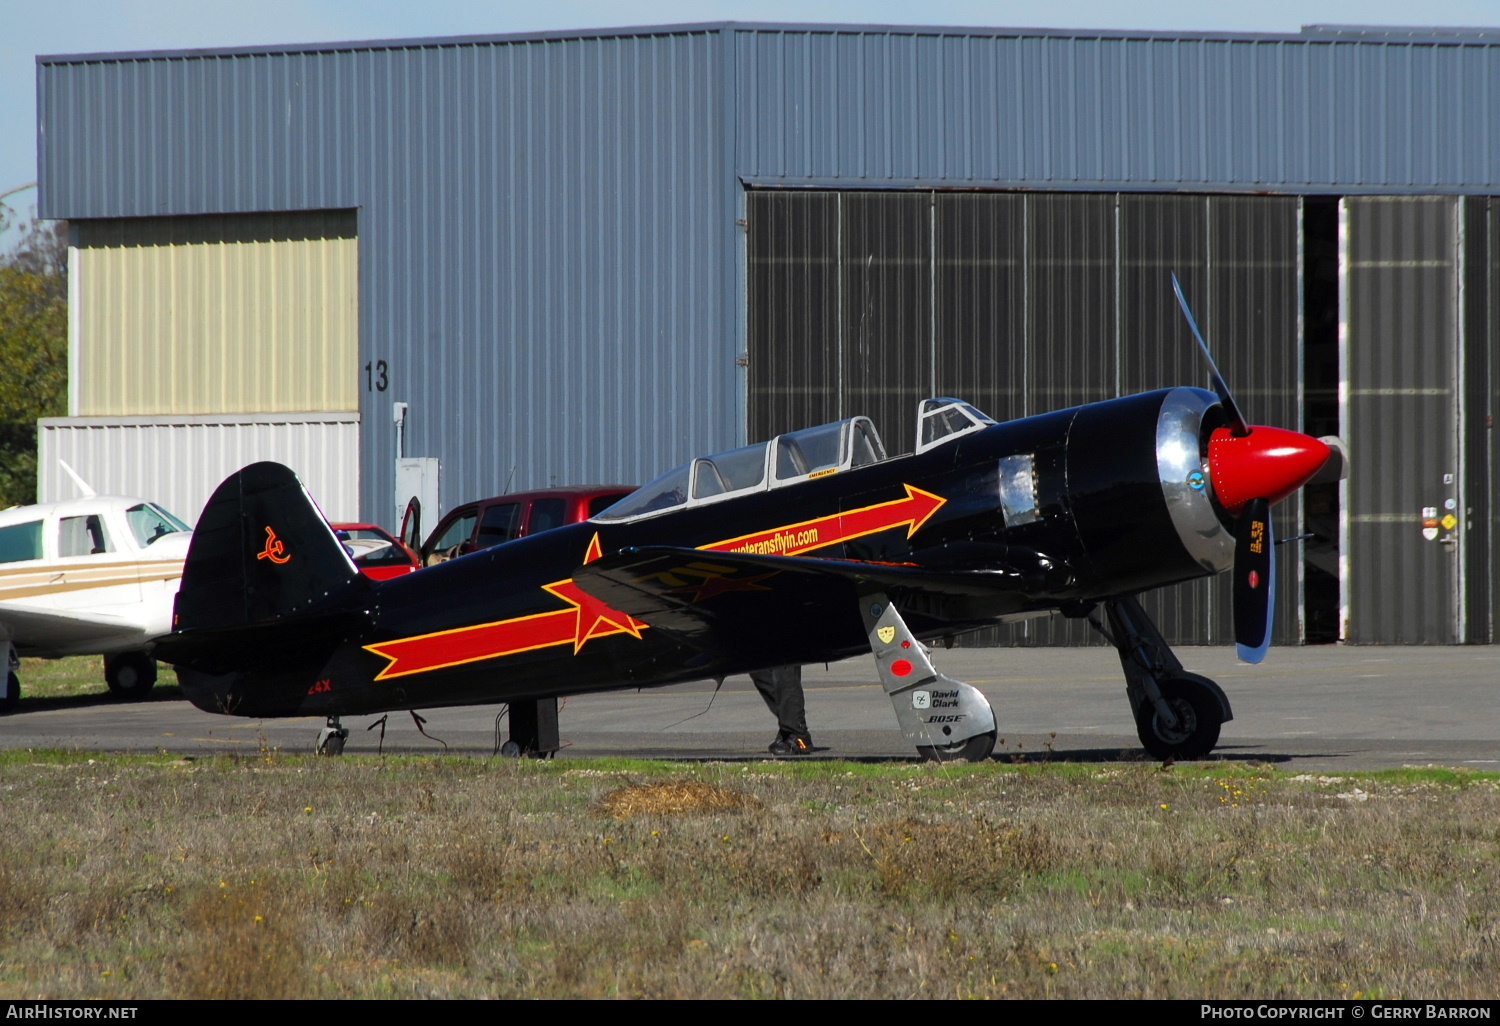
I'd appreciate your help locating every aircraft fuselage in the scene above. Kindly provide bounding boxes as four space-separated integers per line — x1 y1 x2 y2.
174 388 1236 719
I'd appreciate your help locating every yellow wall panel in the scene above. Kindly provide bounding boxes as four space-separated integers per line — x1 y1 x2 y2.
72 212 358 416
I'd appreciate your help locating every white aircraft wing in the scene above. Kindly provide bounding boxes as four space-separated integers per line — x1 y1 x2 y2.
0 603 157 654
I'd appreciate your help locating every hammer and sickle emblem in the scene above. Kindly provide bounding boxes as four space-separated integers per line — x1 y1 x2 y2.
257 526 291 564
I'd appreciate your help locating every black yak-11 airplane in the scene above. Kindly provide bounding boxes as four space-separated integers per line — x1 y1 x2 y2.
156 278 1344 761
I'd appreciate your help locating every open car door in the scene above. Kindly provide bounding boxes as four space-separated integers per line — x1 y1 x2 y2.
399 497 421 553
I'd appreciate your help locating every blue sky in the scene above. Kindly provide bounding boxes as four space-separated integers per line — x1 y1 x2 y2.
3 0 1500 244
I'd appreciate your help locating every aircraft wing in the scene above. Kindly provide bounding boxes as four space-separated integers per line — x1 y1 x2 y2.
0 603 155 654
573 545 1064 666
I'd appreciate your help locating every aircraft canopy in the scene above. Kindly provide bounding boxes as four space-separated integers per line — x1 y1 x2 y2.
595 415 888 522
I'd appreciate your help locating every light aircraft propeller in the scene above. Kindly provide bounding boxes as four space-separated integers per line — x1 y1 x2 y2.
1170 273 1338 663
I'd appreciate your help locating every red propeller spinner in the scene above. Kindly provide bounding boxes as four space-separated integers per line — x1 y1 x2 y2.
1206 426 1333 516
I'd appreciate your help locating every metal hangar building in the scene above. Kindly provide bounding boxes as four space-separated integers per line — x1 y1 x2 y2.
33 22 1499 647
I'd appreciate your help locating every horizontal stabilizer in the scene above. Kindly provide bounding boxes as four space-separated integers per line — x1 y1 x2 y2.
156 609 371 676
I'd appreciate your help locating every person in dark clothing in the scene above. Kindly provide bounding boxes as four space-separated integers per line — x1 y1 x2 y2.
749 664 812 755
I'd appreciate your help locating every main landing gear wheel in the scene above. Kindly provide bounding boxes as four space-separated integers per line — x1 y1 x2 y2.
917 730 997 764
1135 673 1222 760
0 672 18 716
104 653 157 700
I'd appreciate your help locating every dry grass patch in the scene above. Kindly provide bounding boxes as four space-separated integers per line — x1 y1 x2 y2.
0 753 1497 998
594 780 762 820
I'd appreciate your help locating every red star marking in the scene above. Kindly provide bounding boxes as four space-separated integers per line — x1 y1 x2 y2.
669 569 779 602
542 533 648 654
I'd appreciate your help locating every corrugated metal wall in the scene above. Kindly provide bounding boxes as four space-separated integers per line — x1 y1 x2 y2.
71 211 358 416
1343 196 1462 643
749 189 1301 646
33 24 1500 645
1461 198 1495 644
36 27 1500 528
732 27 1500 193
37 412 360 525
1483 202 1500 644
41 30 736 525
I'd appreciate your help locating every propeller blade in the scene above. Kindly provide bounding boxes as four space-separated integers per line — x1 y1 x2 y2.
1170 273 1250 437
1233 496 1275 664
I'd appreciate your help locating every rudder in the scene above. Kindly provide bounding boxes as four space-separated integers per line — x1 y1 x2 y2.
175 461 365 630
155 463 375 691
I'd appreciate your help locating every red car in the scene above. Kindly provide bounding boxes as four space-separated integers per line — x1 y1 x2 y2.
414 484 635 565
331 523 422 580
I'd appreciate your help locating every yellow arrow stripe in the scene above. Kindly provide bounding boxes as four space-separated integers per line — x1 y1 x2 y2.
700 485 946 556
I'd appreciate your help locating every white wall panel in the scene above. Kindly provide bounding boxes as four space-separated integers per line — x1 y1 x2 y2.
36 413 360 526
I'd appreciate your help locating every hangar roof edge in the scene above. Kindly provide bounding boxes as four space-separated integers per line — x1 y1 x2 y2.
36 20 1500 65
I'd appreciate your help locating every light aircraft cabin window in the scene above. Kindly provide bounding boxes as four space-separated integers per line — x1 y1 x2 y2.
593 464 691 521
915 398 996 454
0 521 43 564
998 453 1041 527
587 493 623 518
692 442 769 499
773 417 886 484
775 422 844 481
59 514 113 557
476 504 520 549
595 416 887 522
126 503 188 547
849 420 885 468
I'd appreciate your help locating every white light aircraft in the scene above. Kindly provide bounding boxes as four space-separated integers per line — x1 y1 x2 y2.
0 463 192 712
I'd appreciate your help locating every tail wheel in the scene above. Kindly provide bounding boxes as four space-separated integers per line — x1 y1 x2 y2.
105 653 158 700
0 672 18 715
1135 673 1223 760
917 730 997 764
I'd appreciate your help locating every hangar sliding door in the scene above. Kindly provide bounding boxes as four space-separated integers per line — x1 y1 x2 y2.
747 190 1301 647
1342 197 1463 643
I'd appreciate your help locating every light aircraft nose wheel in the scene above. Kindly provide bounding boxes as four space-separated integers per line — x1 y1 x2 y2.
1135 674 1222 760
104 652 157 700
917 729 997 764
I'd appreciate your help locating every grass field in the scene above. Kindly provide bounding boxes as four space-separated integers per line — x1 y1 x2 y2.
13 656 191 705
15 657 113 701
0 749 1496 999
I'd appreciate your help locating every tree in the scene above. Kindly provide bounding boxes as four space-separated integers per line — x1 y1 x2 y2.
0 209 68 508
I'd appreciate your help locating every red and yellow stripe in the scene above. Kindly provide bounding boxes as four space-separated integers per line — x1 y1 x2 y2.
364 485 946 679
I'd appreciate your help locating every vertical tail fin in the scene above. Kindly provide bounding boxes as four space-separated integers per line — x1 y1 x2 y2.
157 463 376 715
156 463 374 691
175 462 366 631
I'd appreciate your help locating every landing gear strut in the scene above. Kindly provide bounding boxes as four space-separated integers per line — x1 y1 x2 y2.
0 644 18 716
1091 595 1232 760
499 697 560 759
316 716 348 756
